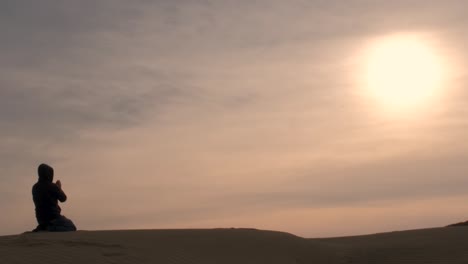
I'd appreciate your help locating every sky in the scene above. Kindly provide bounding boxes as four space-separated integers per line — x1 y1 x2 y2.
1 0 468 237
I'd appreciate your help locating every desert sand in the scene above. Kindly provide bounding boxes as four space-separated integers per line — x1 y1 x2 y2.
1 227 467 263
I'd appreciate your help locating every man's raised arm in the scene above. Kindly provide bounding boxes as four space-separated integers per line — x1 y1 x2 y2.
55 180 67 202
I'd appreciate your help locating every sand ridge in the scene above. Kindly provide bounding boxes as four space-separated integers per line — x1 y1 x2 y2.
1 227 468 263
0 228 334 264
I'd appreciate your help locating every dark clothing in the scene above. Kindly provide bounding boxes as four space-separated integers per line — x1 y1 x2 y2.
33 215 77 232
32 181 67 225
33 164 67 226
32 163 76 232
47 215 76 232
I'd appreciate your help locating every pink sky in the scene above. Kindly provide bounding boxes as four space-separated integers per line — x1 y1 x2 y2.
1 0 468 237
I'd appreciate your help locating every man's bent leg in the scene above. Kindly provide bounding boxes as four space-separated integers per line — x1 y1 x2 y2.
47 215 77 232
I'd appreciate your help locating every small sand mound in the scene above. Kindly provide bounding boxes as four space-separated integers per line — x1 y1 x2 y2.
447 220 468 227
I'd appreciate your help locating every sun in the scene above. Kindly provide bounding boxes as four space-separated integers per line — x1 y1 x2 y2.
361 33 445 115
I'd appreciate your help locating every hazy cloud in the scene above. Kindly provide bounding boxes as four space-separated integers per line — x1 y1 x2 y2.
2 0 468 236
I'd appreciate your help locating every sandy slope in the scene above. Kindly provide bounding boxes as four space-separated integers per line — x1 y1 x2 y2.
0 227 467 263
317 227 468 263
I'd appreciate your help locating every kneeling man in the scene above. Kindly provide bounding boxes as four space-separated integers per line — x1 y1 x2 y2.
32 164 76 232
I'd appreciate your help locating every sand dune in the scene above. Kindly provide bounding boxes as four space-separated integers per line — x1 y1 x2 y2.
317 227 468 263
1 227 468 263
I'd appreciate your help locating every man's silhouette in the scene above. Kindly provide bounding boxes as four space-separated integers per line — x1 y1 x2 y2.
32 163 76 232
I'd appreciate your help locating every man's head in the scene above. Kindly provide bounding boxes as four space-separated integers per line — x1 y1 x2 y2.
38 163 54 182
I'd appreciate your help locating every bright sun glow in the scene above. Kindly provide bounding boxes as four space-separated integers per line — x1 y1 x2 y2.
361 33 445 115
